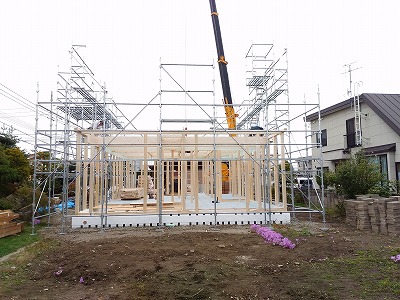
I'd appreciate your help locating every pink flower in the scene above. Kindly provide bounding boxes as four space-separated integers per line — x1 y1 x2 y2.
79 277 84 284
390 254 400 262
251 225 296 249
54 268 63 276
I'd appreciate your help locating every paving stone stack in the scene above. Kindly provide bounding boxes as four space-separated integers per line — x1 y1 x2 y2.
344 195 400 235
386 200 400 236
344 200 358 227
356 200 372 230
376 198 393 235
368 200 380 233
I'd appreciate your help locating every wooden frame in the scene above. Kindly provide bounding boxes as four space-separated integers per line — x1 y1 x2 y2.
74 129 288 215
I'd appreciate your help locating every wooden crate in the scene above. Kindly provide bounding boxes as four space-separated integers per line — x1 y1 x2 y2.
0 210 24 238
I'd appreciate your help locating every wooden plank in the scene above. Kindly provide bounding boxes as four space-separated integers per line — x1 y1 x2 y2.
0 211 19 223
0 222 23 239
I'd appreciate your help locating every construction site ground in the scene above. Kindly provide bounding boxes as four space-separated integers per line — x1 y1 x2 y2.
1 214 400 300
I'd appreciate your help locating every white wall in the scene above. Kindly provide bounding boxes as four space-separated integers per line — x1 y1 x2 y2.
310 102 400 181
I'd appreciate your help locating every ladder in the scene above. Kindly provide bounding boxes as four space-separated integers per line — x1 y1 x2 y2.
354 93 362 146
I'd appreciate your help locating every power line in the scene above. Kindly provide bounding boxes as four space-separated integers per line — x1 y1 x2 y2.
0 82 37 111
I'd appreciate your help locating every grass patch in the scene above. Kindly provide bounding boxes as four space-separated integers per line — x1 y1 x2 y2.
0 224 40 258
0 233 58 295
273 223 312 237
309 248 400 299
282 247 400 299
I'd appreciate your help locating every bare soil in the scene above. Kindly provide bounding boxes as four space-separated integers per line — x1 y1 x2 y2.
1 215 400 300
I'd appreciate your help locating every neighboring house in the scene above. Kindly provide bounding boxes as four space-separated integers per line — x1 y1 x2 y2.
306 93 400 183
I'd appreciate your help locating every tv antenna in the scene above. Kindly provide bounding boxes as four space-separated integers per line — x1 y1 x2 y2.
343 62 361 97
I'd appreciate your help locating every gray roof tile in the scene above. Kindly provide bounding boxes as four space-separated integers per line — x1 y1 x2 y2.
306 93 400 136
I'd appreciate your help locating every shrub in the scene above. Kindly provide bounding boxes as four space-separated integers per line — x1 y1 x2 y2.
332 151 381 199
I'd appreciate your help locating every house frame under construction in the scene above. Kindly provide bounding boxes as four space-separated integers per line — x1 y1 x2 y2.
32 44 325 230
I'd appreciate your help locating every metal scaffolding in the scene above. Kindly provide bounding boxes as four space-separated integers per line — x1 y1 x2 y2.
31 44 325 232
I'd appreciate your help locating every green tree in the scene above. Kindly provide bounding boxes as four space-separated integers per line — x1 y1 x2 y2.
332 150 381 199
0 147 19 196
0 134 30 198
0 133 19 148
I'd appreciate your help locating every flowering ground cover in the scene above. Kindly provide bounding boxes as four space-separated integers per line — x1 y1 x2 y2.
1 218 400 299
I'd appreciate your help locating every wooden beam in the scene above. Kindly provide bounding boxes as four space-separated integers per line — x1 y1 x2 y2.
89 145 95 214
280 132 287 210
273 135 279 205
75 132 82 214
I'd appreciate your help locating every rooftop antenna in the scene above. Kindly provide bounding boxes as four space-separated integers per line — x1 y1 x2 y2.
342 62 361 97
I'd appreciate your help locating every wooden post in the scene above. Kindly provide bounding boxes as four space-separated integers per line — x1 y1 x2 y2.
273 135 279 205
258 144 265 209
171 150 175 203
143 133 148 212
280 132 287 210
194 134 199 212
216 151 222 204
190 150 194 202
237 152 242 200
160 147 165 204
245 148 251 211
239 157 244 201
255 145 262 209
181 148 187 211
89 145 95 214
95 146 101 207
126 161 131 188
166 160 170 195
82 141 89 211
111 156 116 199
118 161 123 196
75 132 82 214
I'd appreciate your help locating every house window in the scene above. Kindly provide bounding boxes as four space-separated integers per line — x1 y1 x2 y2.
316 129 327 147
379 155 388 180
345 118 356 149
369 154 388 180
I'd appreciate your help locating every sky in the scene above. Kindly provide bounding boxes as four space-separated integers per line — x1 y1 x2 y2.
1 0 399 151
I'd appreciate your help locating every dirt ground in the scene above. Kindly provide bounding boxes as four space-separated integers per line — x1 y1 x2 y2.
1 214 400 300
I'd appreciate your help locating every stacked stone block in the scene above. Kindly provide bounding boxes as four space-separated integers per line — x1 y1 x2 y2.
344 196 399 236
344 200 358 227
368 201 380 233
356 200 371 230
387 201 400 236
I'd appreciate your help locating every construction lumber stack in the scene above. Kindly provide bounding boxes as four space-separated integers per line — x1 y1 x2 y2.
387 200 400 236
0 210 24 238
120 188 144 200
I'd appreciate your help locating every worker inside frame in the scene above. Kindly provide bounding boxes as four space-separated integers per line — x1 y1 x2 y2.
249 125 264 137
88 120 104 130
